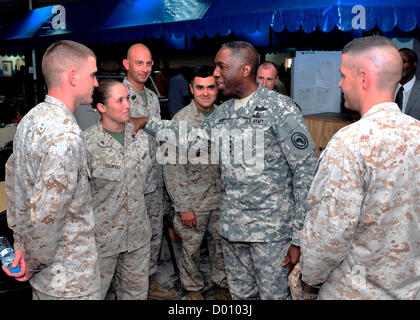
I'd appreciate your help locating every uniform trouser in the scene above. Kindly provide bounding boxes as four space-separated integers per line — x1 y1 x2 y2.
32 288 100 300
145 187 164 276
221 238 291 300
173 209 228 291
98 241 150 300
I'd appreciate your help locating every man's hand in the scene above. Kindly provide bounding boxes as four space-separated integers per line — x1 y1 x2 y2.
2 249 32 282
129 117 148 135
180 210 197 228
282 244 301 276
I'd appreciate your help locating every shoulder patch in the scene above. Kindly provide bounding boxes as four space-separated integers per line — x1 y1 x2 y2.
291 132 309 149
276 116 315 157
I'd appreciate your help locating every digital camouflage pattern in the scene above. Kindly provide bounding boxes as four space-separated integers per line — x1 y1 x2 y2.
163 100 222 213
288 263 318 300
144 84 317 244
301 103 420 300
84 122 152 299
98 241 150 299
163 101 227 291
143 84 317 299
124 78 165 276
5 95 100 298
123 78 162 192
84 122 152 257
221 238 290 299
173 209 227 291
144 187 164 275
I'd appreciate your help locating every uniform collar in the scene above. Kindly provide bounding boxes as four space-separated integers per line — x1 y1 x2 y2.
362 102 401 119
45 95 78 122
222 84 266 119
94 121 134 149
123 77 150 95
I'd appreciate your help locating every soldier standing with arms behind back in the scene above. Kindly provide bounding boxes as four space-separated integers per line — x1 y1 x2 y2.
122 43 180 300
3 40 100 300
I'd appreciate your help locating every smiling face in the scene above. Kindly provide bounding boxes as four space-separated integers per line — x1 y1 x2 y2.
97 82 131 126
213 47 243 97
123 44 154 89
190 76 217 111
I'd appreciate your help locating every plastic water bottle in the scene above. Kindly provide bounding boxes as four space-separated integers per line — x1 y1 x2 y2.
0 236 20 273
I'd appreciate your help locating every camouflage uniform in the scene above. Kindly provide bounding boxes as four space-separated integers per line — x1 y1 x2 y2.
143 85 318 299
301 103 420 300
123 78 164 276
84 122 153 299
5 96 100 299
163 100 228 292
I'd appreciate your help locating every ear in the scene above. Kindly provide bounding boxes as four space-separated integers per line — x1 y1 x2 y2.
189 83 194 95
359 70 369 90
241 64 251 78
69 69 78 86
151 60 154 67
96 103 106 113
122 59 129 71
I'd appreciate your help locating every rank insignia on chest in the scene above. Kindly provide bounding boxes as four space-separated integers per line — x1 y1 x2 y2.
255 105 267 112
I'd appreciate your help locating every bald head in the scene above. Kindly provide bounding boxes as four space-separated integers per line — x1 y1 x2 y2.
126 43 152 60
342 36 402 93
42 40 96 89
123 43 154 91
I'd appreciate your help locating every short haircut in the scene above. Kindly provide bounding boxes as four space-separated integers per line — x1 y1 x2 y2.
399 47 418 64
342 36 401 91
343 35 396 55
92 78 122 110
190 65 214 84
221 41 259 77
42 40 96 90
258 61 278 76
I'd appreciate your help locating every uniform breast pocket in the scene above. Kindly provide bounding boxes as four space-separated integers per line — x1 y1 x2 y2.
91 160 122 190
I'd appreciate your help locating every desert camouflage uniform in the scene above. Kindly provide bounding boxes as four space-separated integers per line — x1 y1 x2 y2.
84 122 152 299
5 96 100 299
143 85 318 299
163 100 228 292
123 78 164 276
301 103 420 300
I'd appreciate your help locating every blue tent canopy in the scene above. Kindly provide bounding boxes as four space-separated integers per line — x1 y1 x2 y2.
201 0 420 35
0 0 419 50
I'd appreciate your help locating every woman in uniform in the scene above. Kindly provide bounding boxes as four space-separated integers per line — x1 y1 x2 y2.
84 79 153 299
